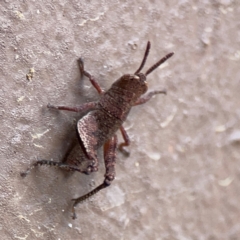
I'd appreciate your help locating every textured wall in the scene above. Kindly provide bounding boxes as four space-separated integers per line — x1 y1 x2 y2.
1 0 240 239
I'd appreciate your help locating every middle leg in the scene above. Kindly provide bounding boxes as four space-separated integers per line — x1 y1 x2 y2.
47 101 98 113
118 126 131 156
78 58 104 95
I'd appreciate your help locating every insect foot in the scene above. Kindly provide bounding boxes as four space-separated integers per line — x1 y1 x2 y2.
21 41 174 219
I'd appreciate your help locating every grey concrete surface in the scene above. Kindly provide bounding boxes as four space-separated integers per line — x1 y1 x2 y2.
1 0 240 239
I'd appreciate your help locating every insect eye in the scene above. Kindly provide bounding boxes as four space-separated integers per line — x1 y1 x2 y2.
133 75 140 80
134 73 146 83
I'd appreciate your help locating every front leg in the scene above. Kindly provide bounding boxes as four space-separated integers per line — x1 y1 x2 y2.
134 89 167 106
71 135 117 219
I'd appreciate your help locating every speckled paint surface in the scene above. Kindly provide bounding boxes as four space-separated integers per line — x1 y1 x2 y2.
0 1 240 239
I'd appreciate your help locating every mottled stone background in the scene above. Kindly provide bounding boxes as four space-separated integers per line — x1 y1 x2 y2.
1 0 240 239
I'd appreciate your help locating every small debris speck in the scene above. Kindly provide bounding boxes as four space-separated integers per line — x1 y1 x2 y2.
135 162 139 167
215 125 226 133
26 68 35 81
218 177 234 187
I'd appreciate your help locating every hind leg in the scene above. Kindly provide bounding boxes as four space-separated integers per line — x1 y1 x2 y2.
71 135 118 219
20 159 95 178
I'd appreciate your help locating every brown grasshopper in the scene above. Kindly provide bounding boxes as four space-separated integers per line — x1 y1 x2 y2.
21 41 174 219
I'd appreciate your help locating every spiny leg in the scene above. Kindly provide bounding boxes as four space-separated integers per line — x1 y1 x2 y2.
71 135 117 219
78 58 104 95
47 101 98 113
134 90 167 106
20 160 92 177
118 126 131 156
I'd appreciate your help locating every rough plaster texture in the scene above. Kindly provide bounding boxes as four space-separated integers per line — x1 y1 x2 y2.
1 0 240 239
